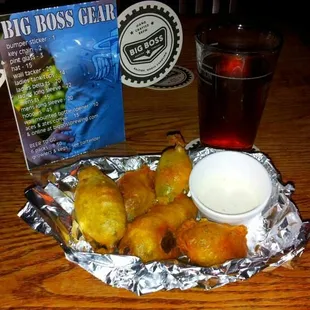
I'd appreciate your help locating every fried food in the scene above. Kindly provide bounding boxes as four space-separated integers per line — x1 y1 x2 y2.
155 133 192 204
150 195 198 229
119 194 198 263
117 165 156 222
176 218 248 267
74 166 127 252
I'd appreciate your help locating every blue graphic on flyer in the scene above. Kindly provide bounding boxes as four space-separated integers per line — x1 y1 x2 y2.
0 0 125 169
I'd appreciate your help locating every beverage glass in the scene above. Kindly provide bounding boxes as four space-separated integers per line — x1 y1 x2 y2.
195 21 283 150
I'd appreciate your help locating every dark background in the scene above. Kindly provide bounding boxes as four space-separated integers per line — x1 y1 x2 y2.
0 0 309 43
0 0 307 21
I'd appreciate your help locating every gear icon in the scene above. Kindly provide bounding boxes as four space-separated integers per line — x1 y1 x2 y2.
118 1 183 87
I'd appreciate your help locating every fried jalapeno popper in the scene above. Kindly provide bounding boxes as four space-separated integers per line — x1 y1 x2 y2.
119 194 198 263
176 218 248 267
117 165 156 222
74 166 127 252
155 133 192 204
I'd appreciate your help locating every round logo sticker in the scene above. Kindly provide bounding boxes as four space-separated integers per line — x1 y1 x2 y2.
118 1 183 88
148 65 194 90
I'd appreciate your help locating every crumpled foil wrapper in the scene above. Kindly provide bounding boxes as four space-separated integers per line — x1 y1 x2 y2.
19 144 310 295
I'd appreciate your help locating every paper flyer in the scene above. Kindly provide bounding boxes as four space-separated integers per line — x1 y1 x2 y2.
0 0 125 170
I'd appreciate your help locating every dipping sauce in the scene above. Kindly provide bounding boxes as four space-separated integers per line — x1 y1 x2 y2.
189 151 273 225
196 175 261 215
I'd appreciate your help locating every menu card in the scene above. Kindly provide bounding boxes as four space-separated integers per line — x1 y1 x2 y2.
0 0 125 170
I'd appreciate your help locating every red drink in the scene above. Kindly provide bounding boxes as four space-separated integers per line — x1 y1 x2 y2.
195 21 282 150
198 55 273 150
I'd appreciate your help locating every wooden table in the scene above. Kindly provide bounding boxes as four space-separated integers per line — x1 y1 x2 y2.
1 17 310 309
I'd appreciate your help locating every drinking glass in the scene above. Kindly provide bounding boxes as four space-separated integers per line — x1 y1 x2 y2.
195 21 283 150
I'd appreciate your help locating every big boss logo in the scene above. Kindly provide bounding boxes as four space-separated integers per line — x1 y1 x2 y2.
118 1 183 87
123 28 166 65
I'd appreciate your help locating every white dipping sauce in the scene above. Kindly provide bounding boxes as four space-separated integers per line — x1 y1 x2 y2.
189 151 273 224
198 176 261 214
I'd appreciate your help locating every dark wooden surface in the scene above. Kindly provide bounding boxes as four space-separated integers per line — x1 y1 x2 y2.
0 17 310 309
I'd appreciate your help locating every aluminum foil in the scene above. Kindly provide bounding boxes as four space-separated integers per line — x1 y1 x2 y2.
18 143 310 295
